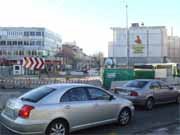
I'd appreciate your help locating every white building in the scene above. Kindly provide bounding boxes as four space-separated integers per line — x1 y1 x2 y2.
108 23 168 65
0 27 62 75
0 27 62 61
168 36 180 63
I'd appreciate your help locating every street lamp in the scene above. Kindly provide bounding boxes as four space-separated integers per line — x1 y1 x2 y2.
126 3 130 68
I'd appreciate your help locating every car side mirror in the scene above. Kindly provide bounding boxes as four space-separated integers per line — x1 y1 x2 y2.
109 95 114 101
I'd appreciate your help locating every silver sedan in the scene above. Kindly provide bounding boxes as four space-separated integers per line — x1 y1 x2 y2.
0 83 134 135
113 79 180 110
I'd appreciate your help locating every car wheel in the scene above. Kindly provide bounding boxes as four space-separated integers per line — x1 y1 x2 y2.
145 98 154 110
46 120 69 135
118 108 131 126
176 95 180 104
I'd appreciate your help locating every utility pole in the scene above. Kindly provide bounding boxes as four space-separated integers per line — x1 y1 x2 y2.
126 4 130 68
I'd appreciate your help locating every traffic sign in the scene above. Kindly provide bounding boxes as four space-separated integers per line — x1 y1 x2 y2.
22 57 45 70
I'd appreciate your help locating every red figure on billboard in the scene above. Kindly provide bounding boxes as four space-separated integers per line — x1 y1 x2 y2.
135 35 142 44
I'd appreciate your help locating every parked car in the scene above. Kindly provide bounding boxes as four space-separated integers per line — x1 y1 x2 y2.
0 84 134 135
112 79 180 110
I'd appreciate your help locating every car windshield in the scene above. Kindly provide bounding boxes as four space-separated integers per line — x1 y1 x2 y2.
20 86 56 103
124 80 149 88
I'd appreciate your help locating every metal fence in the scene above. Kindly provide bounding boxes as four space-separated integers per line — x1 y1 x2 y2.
0 78 102 89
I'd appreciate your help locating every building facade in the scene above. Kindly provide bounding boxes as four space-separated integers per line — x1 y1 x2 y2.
108 23 168 65
0 27 61 60
167 36 180 63
0 27 62 76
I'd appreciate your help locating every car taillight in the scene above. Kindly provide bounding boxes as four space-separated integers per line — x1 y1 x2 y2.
130 91 138 96
18 105 34 119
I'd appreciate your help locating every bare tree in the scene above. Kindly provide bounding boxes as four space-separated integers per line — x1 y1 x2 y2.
92 52 104 69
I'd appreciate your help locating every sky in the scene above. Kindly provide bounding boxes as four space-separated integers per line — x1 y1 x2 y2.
0 0 179 56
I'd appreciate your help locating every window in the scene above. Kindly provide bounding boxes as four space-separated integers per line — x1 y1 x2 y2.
3 50 7 55
21 86 56 103
159 81 170 89
87 87 110 100
7 41 12 45
15 50 19 55
19 51 21 55
15 66 19 70
32 50 37 56
36 32 41 36
61 87 89 102
125 80 149 88
30 41 35 45
150 82 160 90
8 51 12 56
13 41 17 45
24 41 29 45
36 41 41 45
28 50 31 55
19 32 23 36
22 51 24 55
18 41 23 45
38 51 43 56
0 41 6 45
24 31 29 36
19 50 24 55
30 32 35 36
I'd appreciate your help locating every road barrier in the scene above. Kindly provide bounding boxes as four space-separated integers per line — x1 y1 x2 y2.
0 78 102 109
0 78 102 89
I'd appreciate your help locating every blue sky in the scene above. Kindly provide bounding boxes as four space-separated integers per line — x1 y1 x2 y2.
0 0 179 56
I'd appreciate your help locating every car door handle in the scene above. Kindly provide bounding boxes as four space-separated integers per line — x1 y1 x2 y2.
64 105 71 109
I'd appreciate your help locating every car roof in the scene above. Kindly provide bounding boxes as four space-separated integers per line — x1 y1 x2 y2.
134 79 157 82
133 79 166 84
45 83 97 90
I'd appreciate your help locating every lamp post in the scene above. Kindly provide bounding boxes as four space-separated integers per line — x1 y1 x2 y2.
126 4 130 68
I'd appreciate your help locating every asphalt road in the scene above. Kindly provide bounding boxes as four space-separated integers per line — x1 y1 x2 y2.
137 122 180 135
0 103 179 135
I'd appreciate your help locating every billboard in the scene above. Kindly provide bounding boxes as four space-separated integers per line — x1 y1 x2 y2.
132 35 145 54
130 33 146 57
